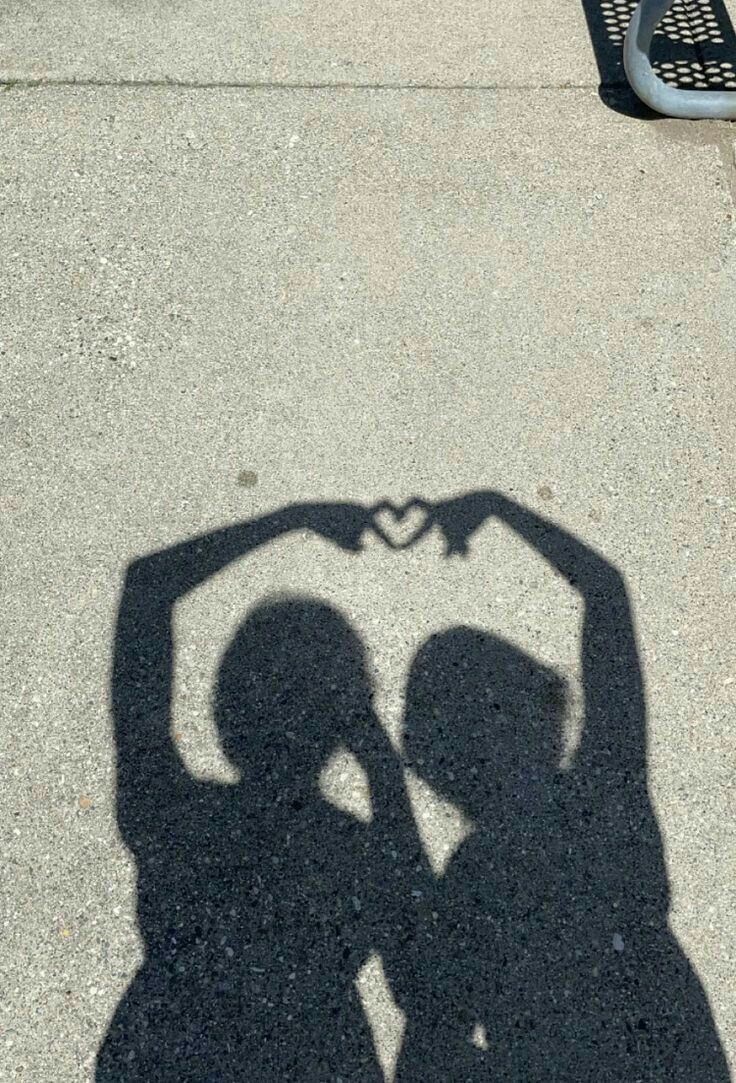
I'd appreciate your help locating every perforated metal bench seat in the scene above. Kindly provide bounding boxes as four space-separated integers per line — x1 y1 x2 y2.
625 0 736 116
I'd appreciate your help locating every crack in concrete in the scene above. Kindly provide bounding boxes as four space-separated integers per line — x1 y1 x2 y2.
0 78 610 92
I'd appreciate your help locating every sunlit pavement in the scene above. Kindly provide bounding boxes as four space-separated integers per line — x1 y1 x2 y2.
2 4 735 1079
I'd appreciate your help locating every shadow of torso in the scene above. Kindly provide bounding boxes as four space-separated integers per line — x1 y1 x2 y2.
390 628 727 1083
98 596 392 1082
104 781 382 1081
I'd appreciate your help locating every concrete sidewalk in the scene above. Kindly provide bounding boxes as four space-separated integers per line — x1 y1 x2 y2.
1 5 735 1081
1 1 598 85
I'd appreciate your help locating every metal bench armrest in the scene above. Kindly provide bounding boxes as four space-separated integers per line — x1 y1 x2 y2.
624 0 736 117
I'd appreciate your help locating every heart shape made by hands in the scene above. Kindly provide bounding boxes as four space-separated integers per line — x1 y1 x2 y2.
371 500 432 550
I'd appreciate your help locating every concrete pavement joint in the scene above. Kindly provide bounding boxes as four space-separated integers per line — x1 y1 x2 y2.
0 78 611 92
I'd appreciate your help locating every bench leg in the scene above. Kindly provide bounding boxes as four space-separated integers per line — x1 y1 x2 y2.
624 0 736 118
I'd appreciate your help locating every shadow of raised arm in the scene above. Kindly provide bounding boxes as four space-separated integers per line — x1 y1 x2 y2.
111 503 374 846
428 490 646 788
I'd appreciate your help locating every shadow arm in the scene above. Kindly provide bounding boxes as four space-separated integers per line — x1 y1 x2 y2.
111 509 319 843
434 491 647 780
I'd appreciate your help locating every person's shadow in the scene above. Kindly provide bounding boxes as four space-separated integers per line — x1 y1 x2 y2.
388 493 730 1082
97 495 729 1081
97 503 422 1081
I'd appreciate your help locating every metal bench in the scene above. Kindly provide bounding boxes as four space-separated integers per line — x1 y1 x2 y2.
625 0 736 116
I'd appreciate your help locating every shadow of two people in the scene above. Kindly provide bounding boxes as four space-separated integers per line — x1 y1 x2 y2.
97 493 729 1081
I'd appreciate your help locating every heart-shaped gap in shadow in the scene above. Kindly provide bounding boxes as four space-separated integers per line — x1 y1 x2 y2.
372 501 431 550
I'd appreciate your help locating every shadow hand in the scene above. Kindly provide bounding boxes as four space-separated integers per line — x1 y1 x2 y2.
297 502 376 552
429 491 509 555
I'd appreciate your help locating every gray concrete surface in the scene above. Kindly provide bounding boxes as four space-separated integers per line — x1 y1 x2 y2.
1 18 736 1083
4 0 736 91
1 1 597 85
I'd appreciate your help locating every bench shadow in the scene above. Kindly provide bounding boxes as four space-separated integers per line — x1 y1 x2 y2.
97 496 729 1081
579 0 736 116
